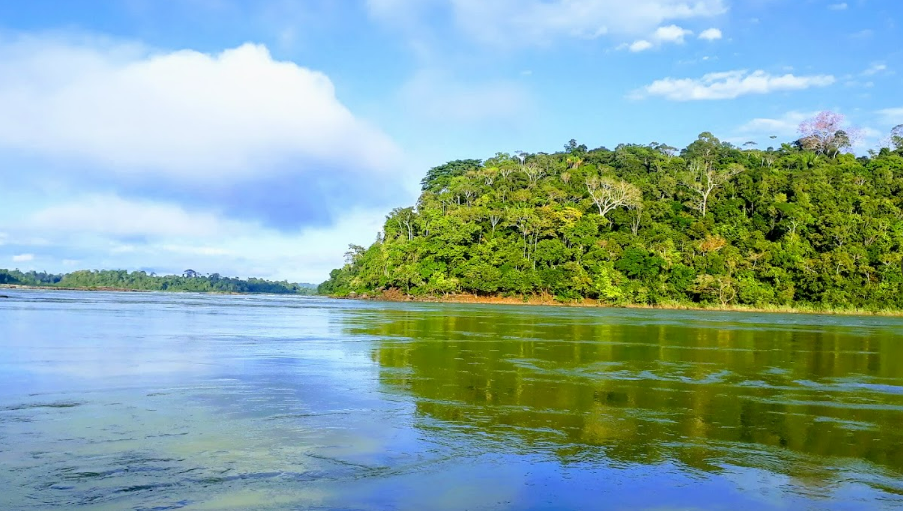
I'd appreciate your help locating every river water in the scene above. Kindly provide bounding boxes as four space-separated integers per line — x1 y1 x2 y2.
1 290 902 510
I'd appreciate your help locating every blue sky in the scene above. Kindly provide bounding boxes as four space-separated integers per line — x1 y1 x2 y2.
1 0 901 283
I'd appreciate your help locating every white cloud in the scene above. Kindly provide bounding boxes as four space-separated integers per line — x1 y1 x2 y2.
0 36 408 230
698 28 722 41
12 254 34 263
737 111 817 137
654 24 692 43
632 70 836 101
399 69 531 122
828 3 848 10
629 40 654 52
877 108 903 125
624 24 691 52
0 232 7 246
27 196 252 239
369 0 726 46
0 38 399 182
862 63 887 76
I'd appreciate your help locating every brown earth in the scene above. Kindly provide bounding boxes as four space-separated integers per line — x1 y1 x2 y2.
347 288 901 316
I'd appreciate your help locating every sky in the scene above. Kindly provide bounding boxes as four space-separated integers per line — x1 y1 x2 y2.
1 0 901 283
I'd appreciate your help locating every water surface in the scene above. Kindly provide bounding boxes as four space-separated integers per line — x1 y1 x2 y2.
1 291 902 510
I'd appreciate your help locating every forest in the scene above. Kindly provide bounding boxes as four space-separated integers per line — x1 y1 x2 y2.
320 113 903 312
0 268 317 295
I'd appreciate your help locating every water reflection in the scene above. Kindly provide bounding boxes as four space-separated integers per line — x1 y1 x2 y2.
3 291 903 510
360 307 903 491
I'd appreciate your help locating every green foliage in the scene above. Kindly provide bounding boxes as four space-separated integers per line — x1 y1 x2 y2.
615 248 663 280
420 159 483 192
0 268 316 295
321 134 903 312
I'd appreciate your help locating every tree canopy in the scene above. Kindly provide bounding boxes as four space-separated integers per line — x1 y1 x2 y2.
321 120 903 313
0 269 317 295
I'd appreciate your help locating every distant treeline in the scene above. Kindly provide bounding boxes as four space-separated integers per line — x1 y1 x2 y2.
0 268 317 295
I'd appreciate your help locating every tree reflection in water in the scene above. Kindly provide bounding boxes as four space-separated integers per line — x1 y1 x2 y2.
348 307 903 493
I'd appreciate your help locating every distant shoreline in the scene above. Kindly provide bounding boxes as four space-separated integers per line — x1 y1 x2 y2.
0 284 284 295
1 284 146 292
340 290 903 317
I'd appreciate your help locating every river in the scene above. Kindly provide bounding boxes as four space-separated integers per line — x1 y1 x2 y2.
1 290 902 510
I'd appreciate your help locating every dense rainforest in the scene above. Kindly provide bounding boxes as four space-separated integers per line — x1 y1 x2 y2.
320 119 903 312
0 268 317 295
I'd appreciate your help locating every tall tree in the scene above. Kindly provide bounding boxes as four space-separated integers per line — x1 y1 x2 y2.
585 176 642 219
681 161 743 217
890 124 903 151
797 111 861 157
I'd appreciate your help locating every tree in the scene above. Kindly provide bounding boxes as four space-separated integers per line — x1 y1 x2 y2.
520 162 546 185
683 132 721 164
681 161 743 217
891 124 903 151
797 111 861 157
317 129 903 313
0 268 312 295
344 244 366 265
585 176 642 219
563 139 587 155
420 159 482 192
388 207 417 240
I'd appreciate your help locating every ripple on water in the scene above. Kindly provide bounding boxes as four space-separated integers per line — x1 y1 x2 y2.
3 291 903 510
1 401 83 411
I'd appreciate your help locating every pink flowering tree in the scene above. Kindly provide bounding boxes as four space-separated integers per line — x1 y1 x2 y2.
797 111 862 157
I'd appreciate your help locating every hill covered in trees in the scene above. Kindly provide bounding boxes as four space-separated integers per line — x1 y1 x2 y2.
0 269 317 295
320 117 903 312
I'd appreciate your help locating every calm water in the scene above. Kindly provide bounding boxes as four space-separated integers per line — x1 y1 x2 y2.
1 291 902 510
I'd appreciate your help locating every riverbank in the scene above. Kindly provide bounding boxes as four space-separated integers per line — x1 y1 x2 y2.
1 284 146 292
342 289 903 317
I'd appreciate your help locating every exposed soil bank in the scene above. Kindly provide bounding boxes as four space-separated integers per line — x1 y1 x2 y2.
341 289 903 317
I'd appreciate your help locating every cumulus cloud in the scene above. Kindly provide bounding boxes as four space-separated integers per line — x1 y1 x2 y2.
828 3 848 10
368 0 726 46
629 40 654 52
12 254 34 262
698 28 722 41
632 69 836 100
624 24 693 52
653 24 692 43
0 36 405 229
27 195 252 239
